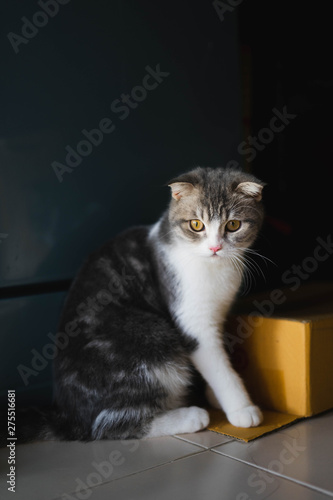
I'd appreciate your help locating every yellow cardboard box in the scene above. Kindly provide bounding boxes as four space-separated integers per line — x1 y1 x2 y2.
208 283 333 441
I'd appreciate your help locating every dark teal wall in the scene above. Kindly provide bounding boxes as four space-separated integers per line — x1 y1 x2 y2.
1 0 242 406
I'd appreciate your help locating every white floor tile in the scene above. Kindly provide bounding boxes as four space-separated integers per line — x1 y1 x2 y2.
69 450 330 500
0 437 202 500
212 410 333 497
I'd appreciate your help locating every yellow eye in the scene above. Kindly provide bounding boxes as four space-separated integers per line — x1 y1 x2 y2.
226 220 241 232
189 219 205 232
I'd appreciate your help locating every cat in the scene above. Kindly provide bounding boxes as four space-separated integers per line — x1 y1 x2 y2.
14 166 265 443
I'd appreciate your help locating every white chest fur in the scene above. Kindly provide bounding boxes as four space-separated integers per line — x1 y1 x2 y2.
149 224 262 429
164 243 242 341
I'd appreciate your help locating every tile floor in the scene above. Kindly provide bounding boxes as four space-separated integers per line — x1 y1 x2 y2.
1 410 333 500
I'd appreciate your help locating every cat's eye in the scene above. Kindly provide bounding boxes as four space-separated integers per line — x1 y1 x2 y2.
226 220 241 232
189 219 205 232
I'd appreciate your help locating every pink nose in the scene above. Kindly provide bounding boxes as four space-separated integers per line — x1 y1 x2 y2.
209 244 222 253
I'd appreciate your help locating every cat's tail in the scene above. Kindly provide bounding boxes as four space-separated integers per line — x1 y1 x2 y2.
0 406 60 447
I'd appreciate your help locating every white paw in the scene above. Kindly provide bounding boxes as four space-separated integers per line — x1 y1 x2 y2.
227 405 263 428
181 406 210 433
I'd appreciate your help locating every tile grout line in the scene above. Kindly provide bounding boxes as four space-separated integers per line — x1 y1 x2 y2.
172 434 235 450
172 434 210 449
52 447 208 500
210 448 333 498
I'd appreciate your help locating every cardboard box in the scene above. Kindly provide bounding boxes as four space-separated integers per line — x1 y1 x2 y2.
208 283 333 441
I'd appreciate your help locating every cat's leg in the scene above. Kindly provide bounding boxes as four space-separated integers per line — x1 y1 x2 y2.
205 384 222 409
191 339 262 428
145 406 209 438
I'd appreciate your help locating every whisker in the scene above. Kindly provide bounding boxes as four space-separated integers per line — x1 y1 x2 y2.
225 252 254 295
245 257 266 281
238 247 276 267
232 248 268 293
230 255 250 294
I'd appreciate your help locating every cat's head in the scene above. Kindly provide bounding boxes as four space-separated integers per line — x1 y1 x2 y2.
166 167 265 261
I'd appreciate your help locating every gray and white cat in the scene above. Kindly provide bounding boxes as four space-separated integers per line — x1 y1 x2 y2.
17 167 265 443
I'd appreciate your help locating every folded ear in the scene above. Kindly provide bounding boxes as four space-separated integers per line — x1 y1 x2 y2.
236 181 264 202
168 181 195 201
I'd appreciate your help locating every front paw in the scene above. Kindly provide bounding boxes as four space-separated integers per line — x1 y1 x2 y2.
227 405 263 428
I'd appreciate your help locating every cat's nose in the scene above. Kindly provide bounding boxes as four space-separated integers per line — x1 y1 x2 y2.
209 244 222 253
